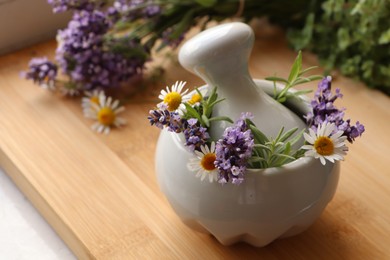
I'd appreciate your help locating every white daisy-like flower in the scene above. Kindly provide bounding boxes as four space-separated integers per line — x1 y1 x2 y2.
186 87 208 107
158 81 189 112
187 142 218 183
302 122 348 165
84 95 126 134
82 90 105 111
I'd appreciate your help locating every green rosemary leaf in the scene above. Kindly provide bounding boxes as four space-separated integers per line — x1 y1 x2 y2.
307 75 324 81
287 50 302 83
299 65 318 75
274 126 285 142
207 86 218 105
208 116 233 124
207 98 225 110
284 142 291 155
201 114 210 127
279 127 298 142
253 144 272 151
248 157 266 163
293 77 311 85
288 129 305 146
183 103 201 121
248 124 269 145
265 76 289 84
294 75 322 85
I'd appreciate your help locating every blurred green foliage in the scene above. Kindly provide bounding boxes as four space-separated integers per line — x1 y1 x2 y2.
288 0 390 95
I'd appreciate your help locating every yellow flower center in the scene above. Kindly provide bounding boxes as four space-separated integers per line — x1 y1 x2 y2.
163 92 182 111
188 93 201 105
314 136 334 156
90 96 100 105
201 153 216 171
98 107 116 126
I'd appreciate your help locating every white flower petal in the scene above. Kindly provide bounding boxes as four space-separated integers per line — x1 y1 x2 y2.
200 145 208 155
194 150 204 158
319 156 326 165
114 106 125 114
303 132 315 144
111 99 120 109
210 142 216 153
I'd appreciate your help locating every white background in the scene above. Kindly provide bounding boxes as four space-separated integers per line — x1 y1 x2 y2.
0 168 76 259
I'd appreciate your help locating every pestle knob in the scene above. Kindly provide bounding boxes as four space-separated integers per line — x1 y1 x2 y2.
179 22 306 142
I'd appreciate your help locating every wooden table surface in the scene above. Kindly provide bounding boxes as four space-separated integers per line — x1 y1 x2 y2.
0 27 389 259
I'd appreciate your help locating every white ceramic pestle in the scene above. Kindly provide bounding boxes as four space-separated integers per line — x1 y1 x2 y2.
179 22 306 141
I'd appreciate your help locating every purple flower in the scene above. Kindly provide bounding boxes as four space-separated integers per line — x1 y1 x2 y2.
111 0 161 20
306 76 365 143
47 0 104 13
183 118 210 152
56 9 147 90
148 103 184 133
21 57 57 88
215 113 254 185
162 28 185 48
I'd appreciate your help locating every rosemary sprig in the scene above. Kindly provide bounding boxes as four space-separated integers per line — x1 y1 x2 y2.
265 51 322 103
246 119 304 168
183 86 233 128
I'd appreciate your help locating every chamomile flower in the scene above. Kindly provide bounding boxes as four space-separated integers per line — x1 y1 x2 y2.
84 95 126 134
187 142 218 183
187 88 207 106
82 89 105 111
158 81 189 112
302 122 348 165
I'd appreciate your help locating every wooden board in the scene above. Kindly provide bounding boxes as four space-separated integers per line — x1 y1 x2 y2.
1 28 390 259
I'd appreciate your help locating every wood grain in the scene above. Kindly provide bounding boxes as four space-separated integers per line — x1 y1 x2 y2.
0 27 389 259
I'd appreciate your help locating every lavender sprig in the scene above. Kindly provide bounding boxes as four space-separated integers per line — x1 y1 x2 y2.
265 51 322 103
215 113 255 185
47 0 106 13
148 103 184 133
183 118 210 152
21 57 58 89
305 76 365 143
56 9 148 91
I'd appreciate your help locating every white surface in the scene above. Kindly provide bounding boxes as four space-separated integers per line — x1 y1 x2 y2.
155 82 340 247
0 0 71 55
178 22 307 142
0 168 75 259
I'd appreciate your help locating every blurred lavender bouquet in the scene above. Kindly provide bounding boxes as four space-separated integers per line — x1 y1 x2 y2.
22 0 312 95
22 0 390 95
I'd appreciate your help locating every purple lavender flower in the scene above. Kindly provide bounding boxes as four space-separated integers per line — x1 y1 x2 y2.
47 0 104 13
305 76 365 143
148 103 184 133
144 4 161 18
56 9 147 90
111 0 161 20
215 113 254 185
168 113 185 133
162 28 185 48
183 118 210 152
21 57 57 88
